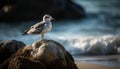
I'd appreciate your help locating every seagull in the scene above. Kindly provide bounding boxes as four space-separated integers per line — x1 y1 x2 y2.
22 14 54 41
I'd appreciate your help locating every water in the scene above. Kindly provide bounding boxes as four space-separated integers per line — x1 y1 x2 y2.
74 55 120 67
0 0 120 67
74 0 120 15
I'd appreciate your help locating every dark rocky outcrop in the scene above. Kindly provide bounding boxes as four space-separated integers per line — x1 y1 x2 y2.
0 40 77 69
0 40 26 64
8 56 47 69
0 0 85 22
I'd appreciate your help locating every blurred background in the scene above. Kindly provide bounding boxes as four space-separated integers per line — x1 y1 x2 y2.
0 0 120 67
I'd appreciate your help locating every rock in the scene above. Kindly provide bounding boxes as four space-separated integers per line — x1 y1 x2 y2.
0 40 26 64
0 0 85 22
8 56 47 69
31 40 67 69
30 40 77 69
0 40 77 69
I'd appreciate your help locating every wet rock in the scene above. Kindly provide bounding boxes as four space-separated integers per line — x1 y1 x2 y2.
31 40 67 69
8 56 47 69
0 0 85 22
31 40 77 69
0 40 26 64
0 40 77 69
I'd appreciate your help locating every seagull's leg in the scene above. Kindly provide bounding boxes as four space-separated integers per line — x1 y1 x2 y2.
41 33 44 41
41 33 45 43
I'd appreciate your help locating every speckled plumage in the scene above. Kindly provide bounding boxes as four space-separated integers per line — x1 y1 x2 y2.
23 14 53 40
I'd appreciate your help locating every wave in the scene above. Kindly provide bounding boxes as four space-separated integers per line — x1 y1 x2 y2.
55 35 120 55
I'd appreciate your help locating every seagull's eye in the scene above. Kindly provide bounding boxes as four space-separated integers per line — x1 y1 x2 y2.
31 26 34 28
45 16 50 19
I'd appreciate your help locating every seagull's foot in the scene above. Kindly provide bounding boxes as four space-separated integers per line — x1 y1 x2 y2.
41 39 45 44
41 39 49 44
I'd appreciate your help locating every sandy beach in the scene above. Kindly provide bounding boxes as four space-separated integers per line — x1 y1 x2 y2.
76 62 120 69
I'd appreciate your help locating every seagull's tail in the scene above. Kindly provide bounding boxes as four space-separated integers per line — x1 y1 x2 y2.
21 30 28 35
21 33 28 35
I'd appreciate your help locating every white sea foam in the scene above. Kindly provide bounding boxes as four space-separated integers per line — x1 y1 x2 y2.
56 35 120 55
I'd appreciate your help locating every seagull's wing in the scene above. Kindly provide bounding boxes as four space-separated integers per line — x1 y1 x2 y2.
33 21 47 29
22 21 46 35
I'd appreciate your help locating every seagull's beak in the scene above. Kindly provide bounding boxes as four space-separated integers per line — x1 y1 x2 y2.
51 18 54 20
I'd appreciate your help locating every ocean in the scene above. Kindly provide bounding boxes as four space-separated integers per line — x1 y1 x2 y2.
0 0 120 67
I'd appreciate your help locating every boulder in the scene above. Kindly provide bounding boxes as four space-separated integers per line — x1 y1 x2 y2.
8 56 46 69
0 0 85 22
0 40 26 64
0 40 77 69
31 40 67 69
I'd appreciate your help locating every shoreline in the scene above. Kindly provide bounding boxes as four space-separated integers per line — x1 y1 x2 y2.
73 54 120 67
75 62 120 69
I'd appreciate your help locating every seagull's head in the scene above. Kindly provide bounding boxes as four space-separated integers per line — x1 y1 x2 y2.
43 14 54 21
